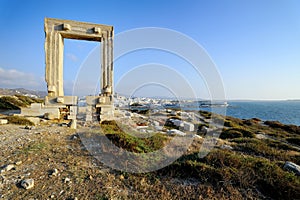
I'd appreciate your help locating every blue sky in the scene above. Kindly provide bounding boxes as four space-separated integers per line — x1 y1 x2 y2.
0 0 299 100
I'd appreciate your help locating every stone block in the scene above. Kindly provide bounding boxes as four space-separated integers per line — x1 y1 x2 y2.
56 97 64 103
31 103 42 109
86 115 93 121
184 122 194 132
69 106 77 115
63 23 71 30
97 105 114 122
86 96 99 105
93 27 101 33
69 119 77 129
67 115 77 120
21 107 43 117
63 96 78 105
25 117 40 125
0 119 8 125
98 96 106 104
44 108 60 120
45 96 77 106
45 97 61 105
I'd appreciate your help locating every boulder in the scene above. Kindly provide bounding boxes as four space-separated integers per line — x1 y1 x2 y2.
20 179 34 189
15 161 22 166
0 164 15 173
64 177 71 184
167 129 186 136
49 168 59 177
283 161 300 176
192 134 202 139
220 144 233 150
0 119 8 125
201 126 209 134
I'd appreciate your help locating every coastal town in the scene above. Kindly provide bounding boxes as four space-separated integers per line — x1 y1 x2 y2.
76 94 228 137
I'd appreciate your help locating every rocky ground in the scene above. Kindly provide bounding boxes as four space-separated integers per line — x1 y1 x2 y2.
0 122 206 200
0 114 300 199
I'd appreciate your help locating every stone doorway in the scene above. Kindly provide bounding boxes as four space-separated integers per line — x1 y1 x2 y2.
21 18 115 124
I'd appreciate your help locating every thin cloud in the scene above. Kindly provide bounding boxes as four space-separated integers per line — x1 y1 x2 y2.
0 67 46 90
66 53 78 62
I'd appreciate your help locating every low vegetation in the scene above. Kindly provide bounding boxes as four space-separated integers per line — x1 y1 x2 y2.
6 115 35 126
100 120 169 153
265 120 300 134
286 137 300 146
91 117 300 199
158 149 300 199
97 114 300 199
0 109 299 199
0 95 43 110
220 128 255 139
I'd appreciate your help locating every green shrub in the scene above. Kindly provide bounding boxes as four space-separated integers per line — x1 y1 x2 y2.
100 121 169 153
220 129 243 139
286 137 300 146
0 96 22 109
264 120 283 128
224 120 234 127
199 110 211 119
265 121 300 134
0 95 43 110
220 128 255 139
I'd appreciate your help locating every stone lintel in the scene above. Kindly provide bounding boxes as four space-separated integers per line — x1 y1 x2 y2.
45 18 113 33
45 96 78 106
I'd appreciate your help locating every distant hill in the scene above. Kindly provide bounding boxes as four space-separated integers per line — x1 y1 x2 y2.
0 88 47 98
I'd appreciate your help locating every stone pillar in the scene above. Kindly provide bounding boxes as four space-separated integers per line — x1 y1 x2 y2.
101 32 107 94
45 19 64 97
108 30 114 95
101 31 113 96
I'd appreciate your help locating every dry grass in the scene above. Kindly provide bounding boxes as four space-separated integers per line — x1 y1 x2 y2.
6 115 35 126
0 95 43 110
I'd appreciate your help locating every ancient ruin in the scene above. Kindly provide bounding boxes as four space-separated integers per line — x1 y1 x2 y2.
21 18 115 125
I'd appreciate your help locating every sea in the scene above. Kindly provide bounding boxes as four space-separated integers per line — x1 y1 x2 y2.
198 101 300 126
